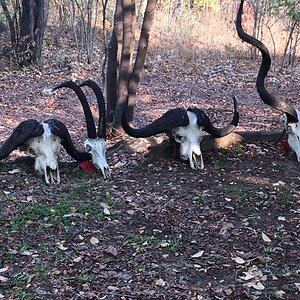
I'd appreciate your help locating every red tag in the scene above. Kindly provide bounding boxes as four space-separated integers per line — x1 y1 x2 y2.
280 140 292 152
79 160 97 173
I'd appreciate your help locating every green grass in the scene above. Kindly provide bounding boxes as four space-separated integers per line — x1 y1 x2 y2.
277 187 292 205
11 202 103 232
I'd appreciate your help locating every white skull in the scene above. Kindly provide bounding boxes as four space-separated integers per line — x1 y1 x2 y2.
172 111 204 169
84 138 111 178
284 109 300 162
27 123 61 184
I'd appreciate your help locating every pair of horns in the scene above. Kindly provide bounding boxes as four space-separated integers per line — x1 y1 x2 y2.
53 80 107 139
122 95 239 138
236 0 298 123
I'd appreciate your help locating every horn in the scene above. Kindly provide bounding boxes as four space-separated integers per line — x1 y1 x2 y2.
122 96 189 137
189 96 239 138
52 81 97 138
44 119 91 162
79 80 107 139
0 119 44 159
236 0 298 123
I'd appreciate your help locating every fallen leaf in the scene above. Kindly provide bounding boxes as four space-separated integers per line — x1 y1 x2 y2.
262 232 271 243
104 245 118 257
155 278 166 286
232 256 246 264
103 207 110 215
57 242 68 251
295 283 300 291
0 276 8 283
0 267 9 273
8 168 21 174
89 236 99 245
73 257 82 262
274 290 286 299
191 250 204 258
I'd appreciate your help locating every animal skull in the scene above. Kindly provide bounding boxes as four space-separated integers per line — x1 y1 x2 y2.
172 111 204 169
284 110 300 162
84 138 111 178
27 123 61 184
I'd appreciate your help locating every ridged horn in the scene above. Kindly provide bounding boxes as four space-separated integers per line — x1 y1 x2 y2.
44 119 91 162
122 96 189 137
79 80 106 139
189 96 239 138
236 0 298 123
0 119 44 159
52 81 97 138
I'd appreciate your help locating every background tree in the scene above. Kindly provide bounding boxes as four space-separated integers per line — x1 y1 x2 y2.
0 0 46 66
106 0 157 131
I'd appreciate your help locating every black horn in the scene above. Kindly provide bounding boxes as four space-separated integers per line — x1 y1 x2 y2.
236 0 298 123
80 80 107 139
0 119 44 160
52 81 97 138
189 96 239 138
122 96 189 137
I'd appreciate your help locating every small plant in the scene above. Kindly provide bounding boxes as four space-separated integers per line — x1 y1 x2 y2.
277 187 292 205
75 273 96 284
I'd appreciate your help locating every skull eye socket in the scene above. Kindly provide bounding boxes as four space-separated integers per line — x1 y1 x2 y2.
286 125 293 133
174 134 185 143
85 144 92 152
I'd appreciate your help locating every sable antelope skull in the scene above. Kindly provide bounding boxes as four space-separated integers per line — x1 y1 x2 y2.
236 0 300 161
52 80 111 178
0 118 90 184
122 96 239 169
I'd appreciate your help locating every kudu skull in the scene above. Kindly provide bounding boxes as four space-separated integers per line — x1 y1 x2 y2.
122 96 239 169
236 0 300 161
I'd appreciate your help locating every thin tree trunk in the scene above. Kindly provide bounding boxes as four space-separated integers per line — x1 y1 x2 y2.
127 0 157 121
113 0 134 129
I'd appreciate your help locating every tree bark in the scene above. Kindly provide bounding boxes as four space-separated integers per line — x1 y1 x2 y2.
113 0 134 129
16 0 45 65
127 0 157 122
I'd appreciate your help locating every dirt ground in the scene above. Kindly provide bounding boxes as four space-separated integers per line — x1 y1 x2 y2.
0 33 300 299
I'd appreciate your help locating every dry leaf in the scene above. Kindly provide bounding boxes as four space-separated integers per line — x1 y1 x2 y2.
89 236 99 245
73 257 82 262
155 278 166 286
8 168 21 174
0 267 9 273
232 256 246 264
103 207 110 215
295 283 300 291
57 242 68 251
0 276 8 283
274 290 286 299
191 250 204 258
104 245 118 257
262 232 271 243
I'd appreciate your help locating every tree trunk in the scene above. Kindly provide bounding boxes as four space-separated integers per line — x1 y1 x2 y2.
113 0 134 129
127 0 157 121
16 0 45 66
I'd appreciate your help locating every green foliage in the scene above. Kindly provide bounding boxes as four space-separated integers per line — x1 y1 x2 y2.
193 0 220 10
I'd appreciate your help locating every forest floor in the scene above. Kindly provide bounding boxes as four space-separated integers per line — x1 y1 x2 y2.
0 31 300 300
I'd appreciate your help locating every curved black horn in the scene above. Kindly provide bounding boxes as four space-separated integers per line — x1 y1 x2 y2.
52 81 97 138
45 119 91 162
0 119 44 159
79 80 106 139
189 96 239 138
236 0 298 123
122 96 189 137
